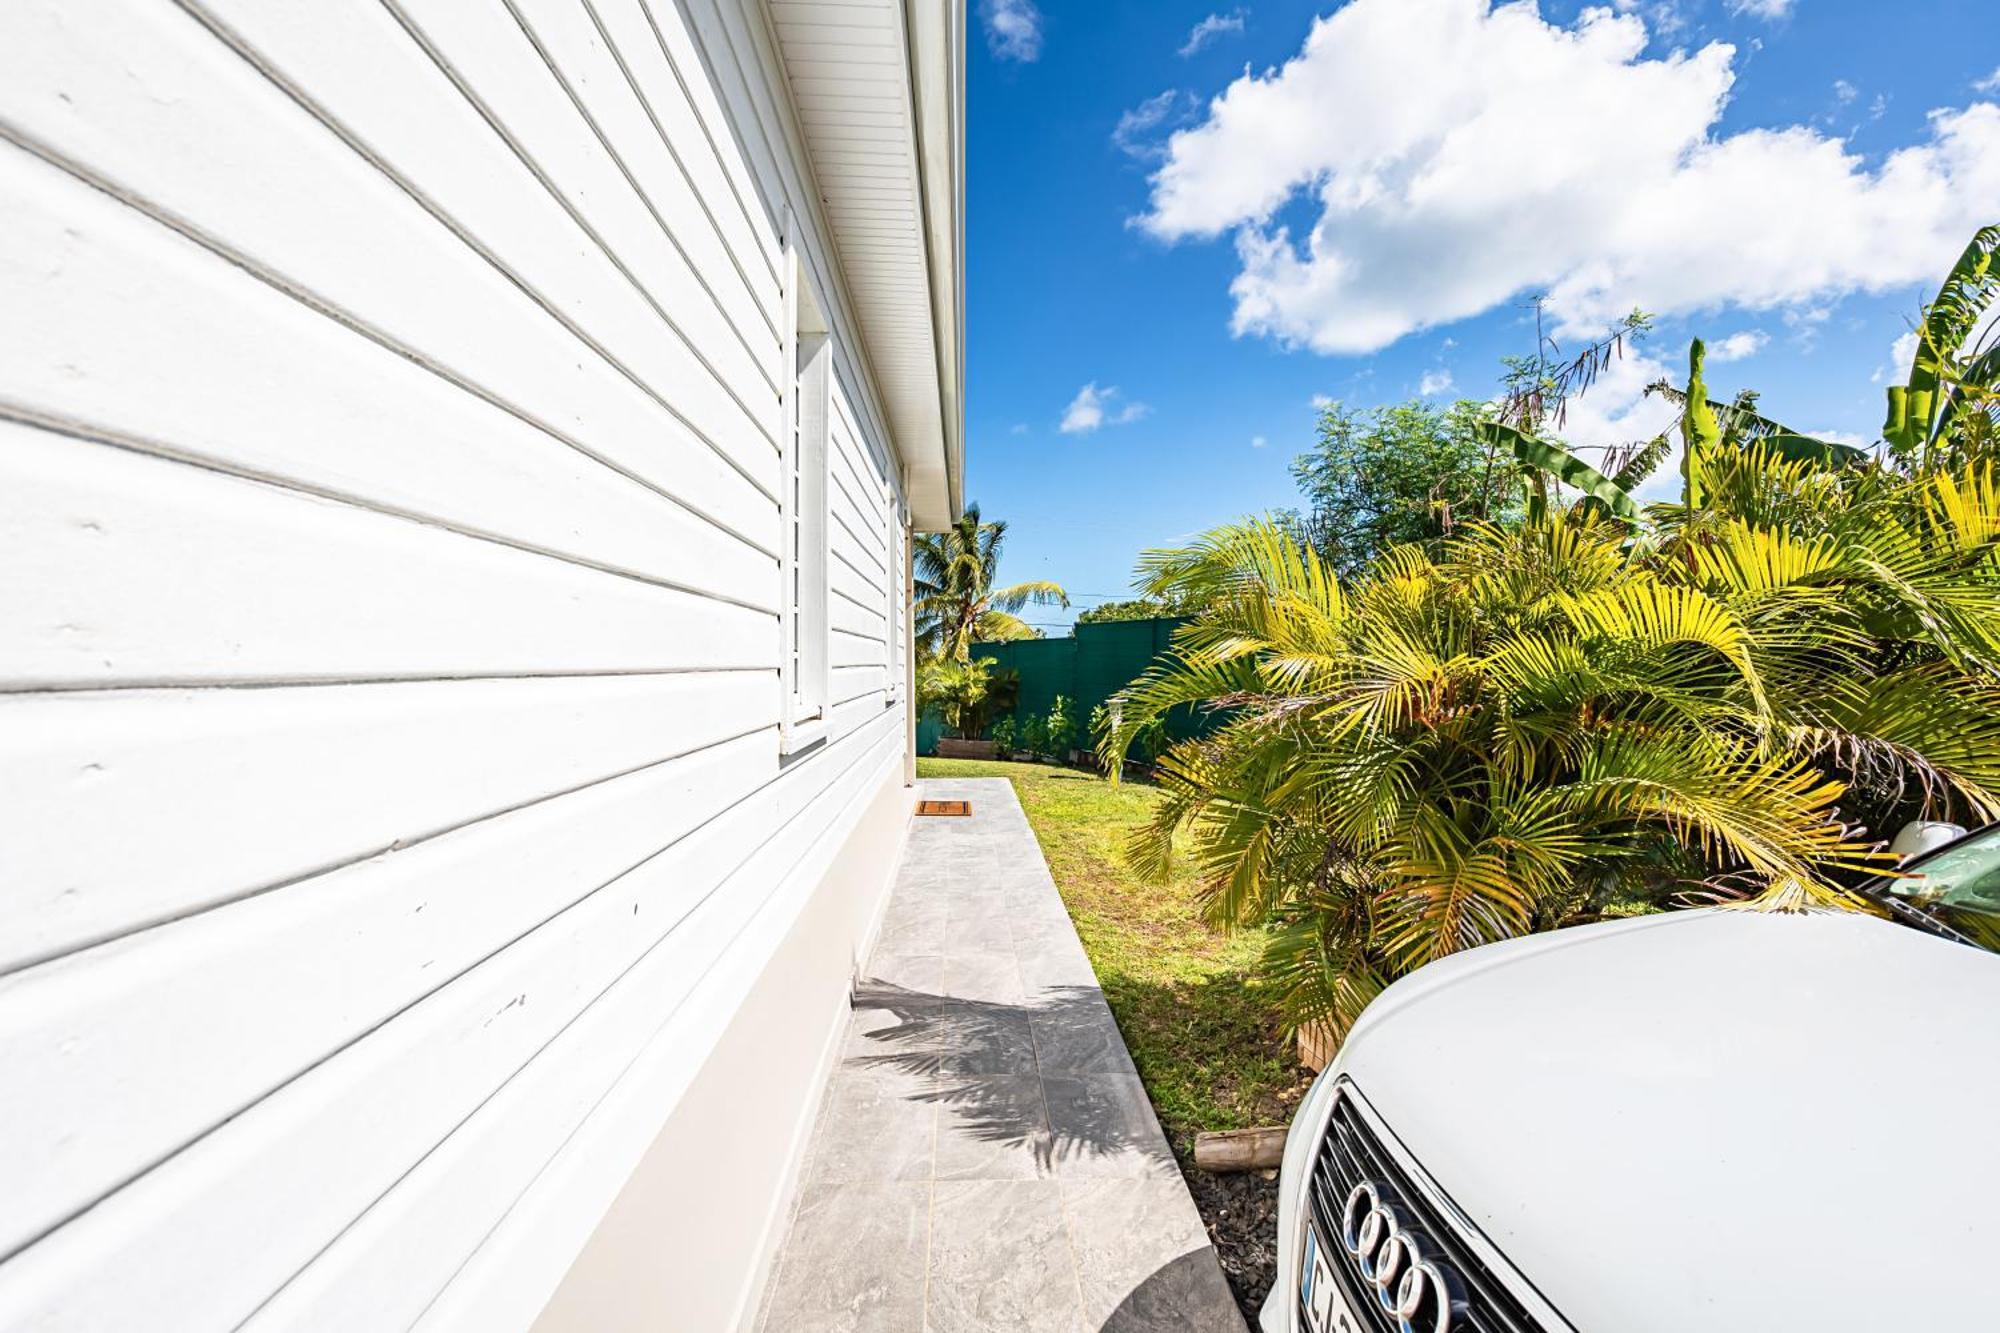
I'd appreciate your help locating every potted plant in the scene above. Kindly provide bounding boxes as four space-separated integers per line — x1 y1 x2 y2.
920 656 1000 759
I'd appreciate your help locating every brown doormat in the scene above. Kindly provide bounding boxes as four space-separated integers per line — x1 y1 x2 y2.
915 799 971 817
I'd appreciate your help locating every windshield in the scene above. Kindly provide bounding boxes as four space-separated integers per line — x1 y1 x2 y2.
1875 824 2000 952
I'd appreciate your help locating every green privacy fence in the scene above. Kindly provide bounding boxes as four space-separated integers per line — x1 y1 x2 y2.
917 616 1210 755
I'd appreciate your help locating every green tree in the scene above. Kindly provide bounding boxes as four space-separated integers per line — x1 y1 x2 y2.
1290 400 1515 574
1075 596 1203 625
914 503 1069 661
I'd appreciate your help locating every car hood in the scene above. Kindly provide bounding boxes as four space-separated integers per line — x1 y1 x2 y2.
1338 908 2000 1333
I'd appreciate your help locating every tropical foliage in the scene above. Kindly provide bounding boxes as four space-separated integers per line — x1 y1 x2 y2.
1290 399 1520 574
1100 228 2000 1040
1076 594 1207 624
918 655 995 738
915 503 1069 660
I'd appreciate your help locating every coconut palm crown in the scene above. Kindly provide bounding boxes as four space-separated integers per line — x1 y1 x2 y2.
915 503 1069 661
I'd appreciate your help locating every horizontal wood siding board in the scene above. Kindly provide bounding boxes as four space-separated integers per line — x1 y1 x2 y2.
619 0 784 283
0 711 902 1330
0 673 777 977
673 0 900 472
0 425 775 690
0 723 775 1260
203 0 782 458
507 0 781 351
0 151 775 609
0 3 781 546
269 731 905 1333
366 0 782 415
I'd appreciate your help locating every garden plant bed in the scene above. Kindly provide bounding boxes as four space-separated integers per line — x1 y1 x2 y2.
915 757 1313 1319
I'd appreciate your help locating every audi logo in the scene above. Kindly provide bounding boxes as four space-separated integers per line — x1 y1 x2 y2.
1340 1181 1465 1333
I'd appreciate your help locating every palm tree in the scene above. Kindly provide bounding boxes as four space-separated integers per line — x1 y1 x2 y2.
914 503 1069 661
1101 489 2000 1039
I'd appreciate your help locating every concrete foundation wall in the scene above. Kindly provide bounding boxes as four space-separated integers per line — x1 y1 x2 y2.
531 764 913 1333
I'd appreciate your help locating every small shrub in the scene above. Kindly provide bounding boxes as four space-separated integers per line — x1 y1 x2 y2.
1019 712 1049 760
990 715 1017 757
1046 695 1078 759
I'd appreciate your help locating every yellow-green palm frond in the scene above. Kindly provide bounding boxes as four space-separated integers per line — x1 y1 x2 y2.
1567 732 1880 883
1919 462 2000 554
1790 664 2000 822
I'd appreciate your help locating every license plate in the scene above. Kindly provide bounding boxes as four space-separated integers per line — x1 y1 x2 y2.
1300 1223 1345 1333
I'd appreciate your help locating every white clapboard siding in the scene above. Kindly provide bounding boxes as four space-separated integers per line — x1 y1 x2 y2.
0 2 779 547
834 382 895 491
227 0 778 421
0 672 774 976
596 0 783 289
830 543 892 622
0 425 774 691
831 589 890 644
194 0 780 459
0 152 774 610
833 669 894 711
834 393 895 528
504 0 780 352
0 722 773 1261
259 729 904 1333
0 0 917 1324
676 0 899 462
0 709 900 1332
830 628 887 672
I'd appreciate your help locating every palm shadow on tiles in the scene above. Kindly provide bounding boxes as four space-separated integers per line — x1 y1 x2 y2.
848 981 1175 1178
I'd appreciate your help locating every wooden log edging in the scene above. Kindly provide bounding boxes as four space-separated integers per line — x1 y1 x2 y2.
1193 1126 1289 1174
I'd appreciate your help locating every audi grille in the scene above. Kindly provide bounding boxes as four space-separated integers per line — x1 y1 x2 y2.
1305 1083 1547 1333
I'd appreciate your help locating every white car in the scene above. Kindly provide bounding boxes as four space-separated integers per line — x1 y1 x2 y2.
1262 826 2000 1333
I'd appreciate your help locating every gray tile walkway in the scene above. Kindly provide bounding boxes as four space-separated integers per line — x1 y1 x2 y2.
756 778 1245 1333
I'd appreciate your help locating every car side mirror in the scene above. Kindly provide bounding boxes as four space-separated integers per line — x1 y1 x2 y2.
1889 820 1968 862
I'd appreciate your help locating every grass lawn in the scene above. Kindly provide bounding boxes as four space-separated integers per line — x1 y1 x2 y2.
916 757 1308 1155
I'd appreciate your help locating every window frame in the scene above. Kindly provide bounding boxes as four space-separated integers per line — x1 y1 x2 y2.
885 469 905 705
780 221 831 754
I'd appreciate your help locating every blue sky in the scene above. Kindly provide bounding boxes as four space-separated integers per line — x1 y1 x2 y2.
963 0 1999 630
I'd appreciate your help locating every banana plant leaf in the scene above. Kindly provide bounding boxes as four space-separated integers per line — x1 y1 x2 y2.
1886 225 2000 455
1653 350 1867 469
1478 419 1640 521
1758 430 1868 468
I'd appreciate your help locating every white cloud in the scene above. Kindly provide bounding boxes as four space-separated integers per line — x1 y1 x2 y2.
1180 9 1248 58
1252 434 1268 448
1614 0 1691 39
1707 329 1769 362
1728 0 1795 19
1059 382 1150 434
1873 304 2000 383
1546 350 1683 503
1114 91 1192 161
1010 422 1031 435
1832 79 1858 106
1811 428 1868 446
1878 330 1920 383
1310 392 1335 408
981 0 1043 62
1978 66 2000 95
1139 0 2000 356
1418 368 1455 395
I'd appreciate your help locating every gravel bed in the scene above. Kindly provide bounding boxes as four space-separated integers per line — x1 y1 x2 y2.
1176 1148 1282 1323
